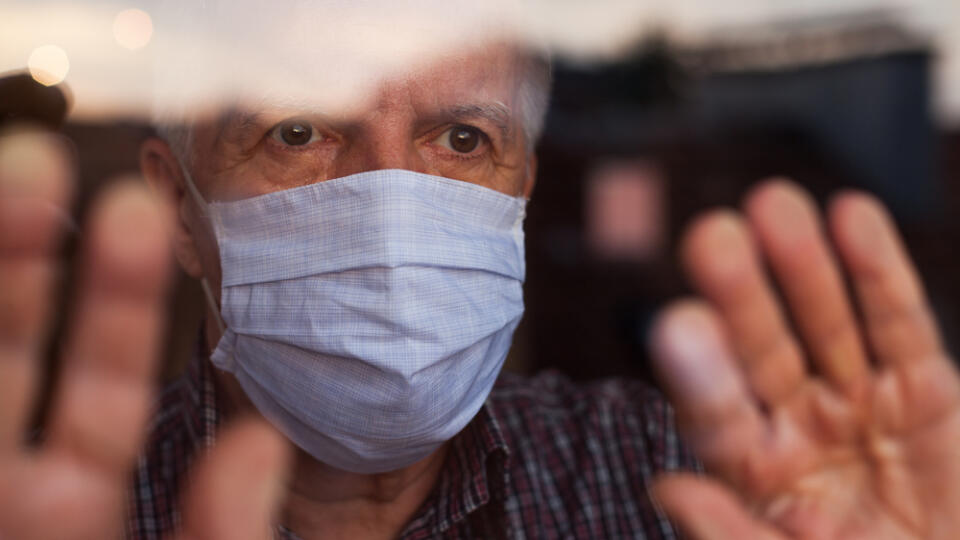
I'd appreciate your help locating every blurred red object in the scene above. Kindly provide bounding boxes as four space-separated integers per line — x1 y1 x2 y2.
586 159 666 263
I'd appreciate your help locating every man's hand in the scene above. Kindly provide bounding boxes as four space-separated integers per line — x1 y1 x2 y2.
650 180 960 539
653 182 960 539
0 132 288 540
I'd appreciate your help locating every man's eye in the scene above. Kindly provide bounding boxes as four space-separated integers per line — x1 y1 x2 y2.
270 120 320 147
433 125 484 154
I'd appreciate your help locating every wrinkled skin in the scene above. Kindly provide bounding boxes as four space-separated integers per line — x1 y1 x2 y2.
650 180 960 539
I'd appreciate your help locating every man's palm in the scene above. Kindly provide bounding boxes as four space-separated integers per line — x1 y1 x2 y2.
0 134 287 540
651 181 960 539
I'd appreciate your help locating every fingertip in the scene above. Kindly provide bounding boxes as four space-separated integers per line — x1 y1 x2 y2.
649 299 713 351
184 418 292 540
828 189 890 237
827 188 887 229
680 210 758 297
681 209 747 263
220 418 292 475
827 191 902 275
743 178 819 239
0 133 76 254
213 418 292 512
649 299 723 361
649 300 736 403
86 178 174 296
650 474 716 538
650 473 697 510
652 474 785 540
95 177 174 236
0 131 74 203
743 177 807 215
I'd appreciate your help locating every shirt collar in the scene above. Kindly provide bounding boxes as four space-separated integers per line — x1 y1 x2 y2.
417 403 512 535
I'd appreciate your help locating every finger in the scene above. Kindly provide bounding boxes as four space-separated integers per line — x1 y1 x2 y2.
652 474 786 540
682 210 805 406
178 419 290 540
45 180 172 476
649 301 768 484
745 180 870 395
829 192 943 367
0 133 73 452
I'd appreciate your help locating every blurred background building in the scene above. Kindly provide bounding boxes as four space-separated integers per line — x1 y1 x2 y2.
522 9 960 381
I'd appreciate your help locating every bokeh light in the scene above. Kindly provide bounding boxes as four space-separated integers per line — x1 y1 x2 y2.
27 45 70 86
113 8 153 50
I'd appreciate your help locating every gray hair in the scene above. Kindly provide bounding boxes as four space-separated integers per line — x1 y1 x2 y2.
157 52 552 164
517 51 553 147
156 122 195 168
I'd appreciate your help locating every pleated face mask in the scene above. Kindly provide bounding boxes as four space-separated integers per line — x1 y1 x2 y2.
187 169 526 473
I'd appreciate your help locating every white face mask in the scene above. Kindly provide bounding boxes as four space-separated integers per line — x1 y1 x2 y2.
186 169 526 473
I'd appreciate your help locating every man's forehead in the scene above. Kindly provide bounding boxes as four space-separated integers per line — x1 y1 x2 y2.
208 47 524 129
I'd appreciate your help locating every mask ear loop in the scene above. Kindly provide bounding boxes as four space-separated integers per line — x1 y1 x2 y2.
180 163 228 335
200 277 227 335
181 164 210 218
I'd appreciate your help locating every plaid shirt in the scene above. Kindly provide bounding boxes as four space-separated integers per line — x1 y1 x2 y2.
126 352 699 539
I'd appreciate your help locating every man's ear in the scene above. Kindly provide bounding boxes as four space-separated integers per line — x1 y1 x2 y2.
140 137 205 279
522 153 537 199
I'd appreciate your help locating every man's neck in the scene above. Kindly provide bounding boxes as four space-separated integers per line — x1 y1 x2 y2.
205 317 448 539
281 445 448 539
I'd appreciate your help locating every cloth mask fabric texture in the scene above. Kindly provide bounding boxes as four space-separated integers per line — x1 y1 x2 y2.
194 169 527 473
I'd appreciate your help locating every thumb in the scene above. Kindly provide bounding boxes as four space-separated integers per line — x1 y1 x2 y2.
176 418 291 540
652 473 786 540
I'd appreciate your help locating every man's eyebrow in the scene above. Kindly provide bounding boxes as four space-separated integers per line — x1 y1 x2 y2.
214 109 263 144
214 104 516 142
439 103 514 140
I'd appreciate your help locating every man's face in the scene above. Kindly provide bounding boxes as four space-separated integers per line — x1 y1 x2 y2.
169 43 538 290
192 44 536 201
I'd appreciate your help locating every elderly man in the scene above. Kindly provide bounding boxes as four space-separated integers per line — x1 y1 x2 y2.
2 26 960 540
